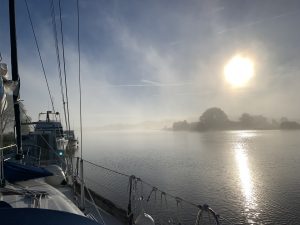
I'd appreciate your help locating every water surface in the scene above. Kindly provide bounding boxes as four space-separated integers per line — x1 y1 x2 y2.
80 130 300 224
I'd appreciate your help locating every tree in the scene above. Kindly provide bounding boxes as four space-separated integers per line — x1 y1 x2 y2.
280 121 300 129
1 96 31 134
271 119 279 129
280 117 288 123
20 104 32 134
173 120 189 131
199 107 229 129
239 113 253 127
239 113 270 129
1 96 15 133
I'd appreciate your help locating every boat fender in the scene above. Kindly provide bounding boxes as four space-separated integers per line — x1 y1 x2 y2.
44 165 66 186
134 212 155 225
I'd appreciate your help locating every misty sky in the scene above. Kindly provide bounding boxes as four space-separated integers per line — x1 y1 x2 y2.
1 0 300 129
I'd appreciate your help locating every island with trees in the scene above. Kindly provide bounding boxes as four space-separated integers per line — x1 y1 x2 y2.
172 107 300 131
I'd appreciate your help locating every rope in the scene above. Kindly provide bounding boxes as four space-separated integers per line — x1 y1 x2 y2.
0 100 5 186
76 0 83 159
49 0 68 132
58 0 71 133
82 159 129 178
13 2 224 214
85 183 107 225
24 0 55 113
19 105 32 124
175 197 182 225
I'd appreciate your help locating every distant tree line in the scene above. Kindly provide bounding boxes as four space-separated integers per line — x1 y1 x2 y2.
172 107 300 131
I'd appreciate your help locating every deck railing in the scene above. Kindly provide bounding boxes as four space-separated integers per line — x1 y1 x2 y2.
71 156 222 225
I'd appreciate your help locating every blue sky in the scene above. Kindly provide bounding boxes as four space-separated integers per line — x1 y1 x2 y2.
1 0 300 129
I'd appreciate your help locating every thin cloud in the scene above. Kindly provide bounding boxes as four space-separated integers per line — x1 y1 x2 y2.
2 0 299 129
217 9 300 34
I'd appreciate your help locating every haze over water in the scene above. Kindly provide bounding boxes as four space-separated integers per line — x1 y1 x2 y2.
1 1 300 223
81 129 300 224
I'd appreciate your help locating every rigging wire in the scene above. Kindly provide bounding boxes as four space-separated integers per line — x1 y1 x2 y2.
81 158 221 224
82 159 130 178
24 0 55 113
82 159 202 208
49 0 68 132
58 0 71 133
22 1 226 223
76 0 83 159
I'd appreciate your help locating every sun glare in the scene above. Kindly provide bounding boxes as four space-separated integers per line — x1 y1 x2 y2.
224 55 254 88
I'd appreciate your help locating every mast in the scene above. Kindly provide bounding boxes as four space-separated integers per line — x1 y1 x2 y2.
9 0 22 158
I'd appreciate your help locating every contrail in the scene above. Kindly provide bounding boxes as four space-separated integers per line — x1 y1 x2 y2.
102 80 195 88
141 79 195 87
102 84 154 87
217 9 300 35
141 79 161 85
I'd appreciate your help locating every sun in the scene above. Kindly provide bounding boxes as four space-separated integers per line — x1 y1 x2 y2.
224 55 254 88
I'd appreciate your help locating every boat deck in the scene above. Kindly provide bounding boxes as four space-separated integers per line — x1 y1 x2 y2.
0 178 125 225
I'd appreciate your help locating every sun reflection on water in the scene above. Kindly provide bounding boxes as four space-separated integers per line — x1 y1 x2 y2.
234 132 259 224
235 145 253 202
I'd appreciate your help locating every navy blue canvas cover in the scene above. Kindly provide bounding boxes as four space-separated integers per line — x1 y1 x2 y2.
0 208 101 225
4 161 53 182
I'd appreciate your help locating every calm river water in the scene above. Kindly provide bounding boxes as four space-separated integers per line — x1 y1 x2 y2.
80 130 300 224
